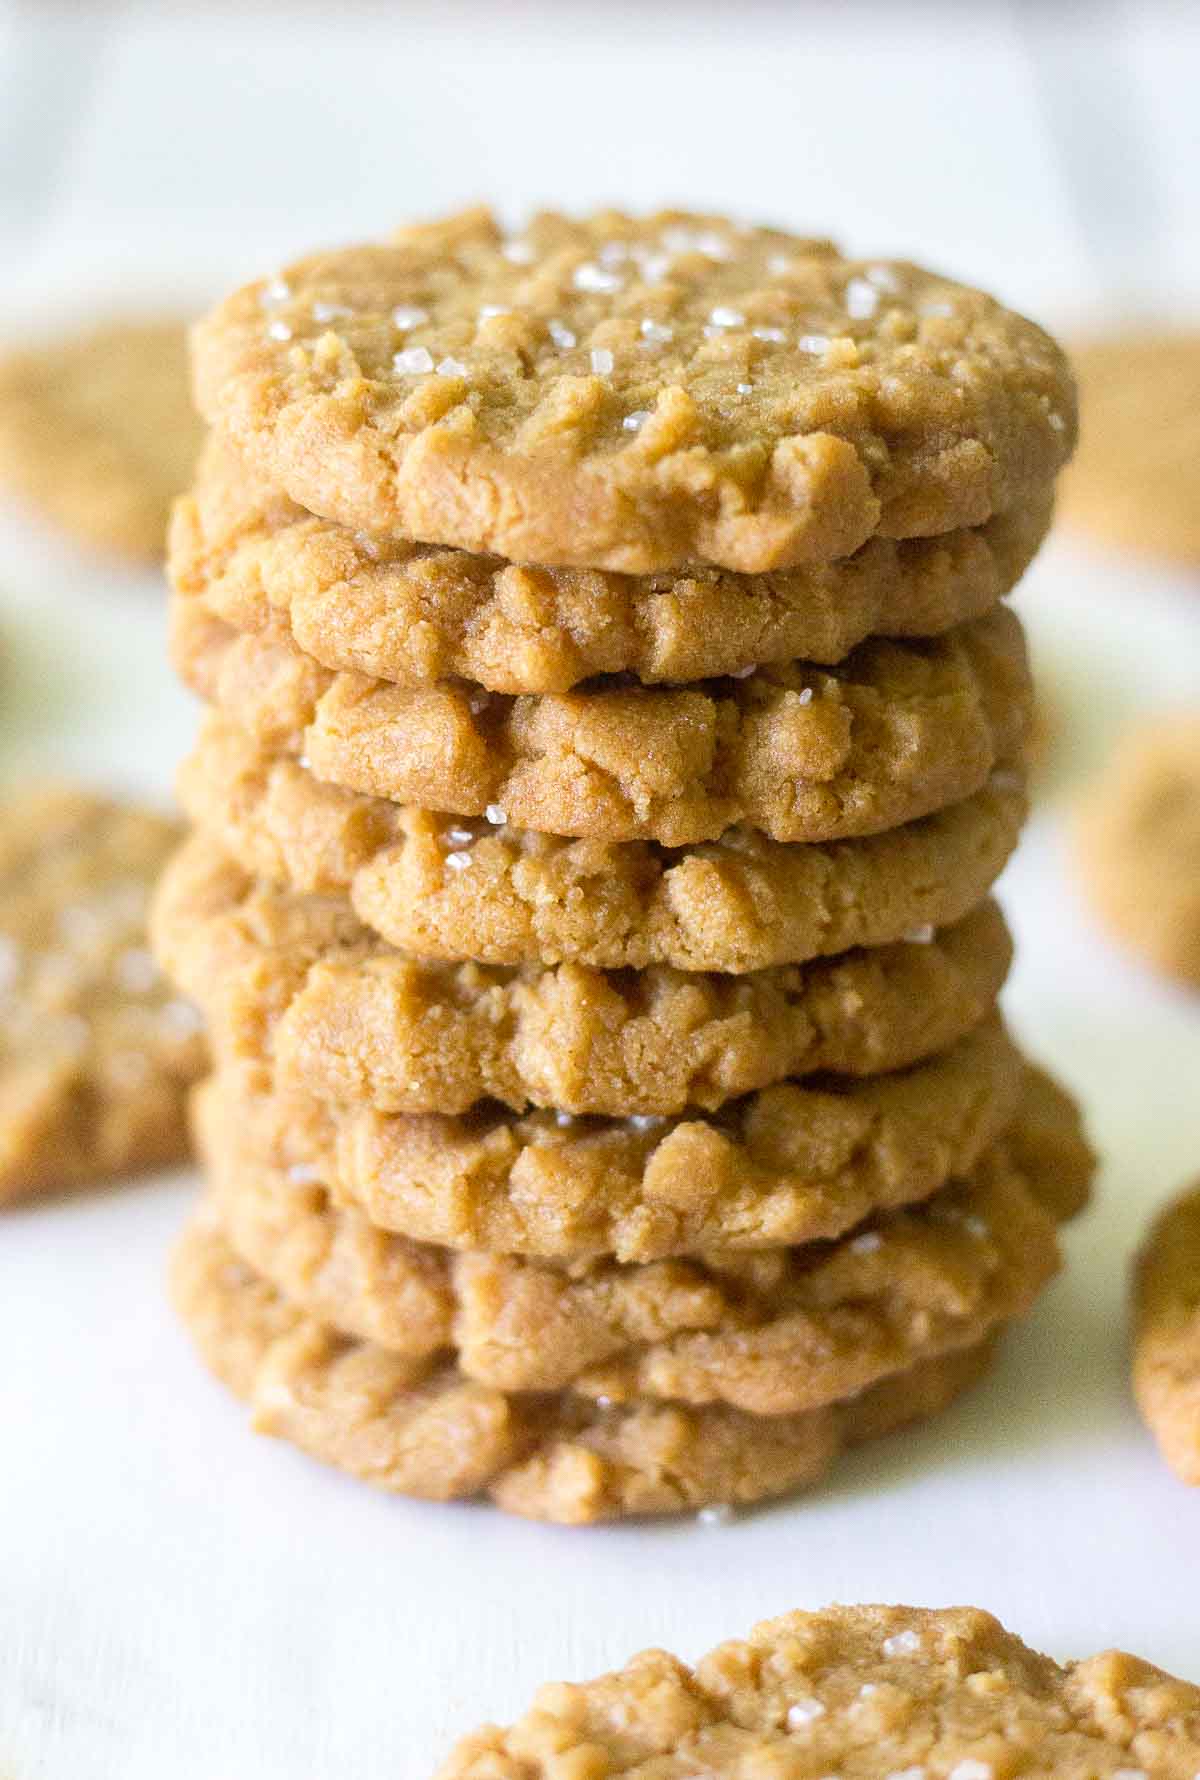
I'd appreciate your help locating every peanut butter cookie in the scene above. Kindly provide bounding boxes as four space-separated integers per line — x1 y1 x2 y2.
1133 1181 1200 1485
172 1211 997 1522
177 712 1027 972
0 784 204 1203
171 595 1031 845
171 434 1052 692
192 208 1075 573
0 319 202 562
154 836 1012 1114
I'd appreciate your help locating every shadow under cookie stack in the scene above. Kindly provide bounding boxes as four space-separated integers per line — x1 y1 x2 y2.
153 209 1092 1524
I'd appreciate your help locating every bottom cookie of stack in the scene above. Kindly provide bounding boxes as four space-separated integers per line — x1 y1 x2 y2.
172 1069 1092 1523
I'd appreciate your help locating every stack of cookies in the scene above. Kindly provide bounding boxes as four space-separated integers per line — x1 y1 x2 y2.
154 209 1091 1523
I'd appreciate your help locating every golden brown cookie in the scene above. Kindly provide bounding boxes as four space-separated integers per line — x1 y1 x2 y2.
436 1602 1200 1774
171 594 1031 845
171 1211 997 1522
1075 715 1200 988
193 1070 1087 1413
192 207 1075 574
1133 1182 1200 1485
1062 330 1200 565
154 835 1012 1115
0 784 205 1203
171 434 1053 693
0 319 202 562
177 712 1027 971
202 1016 1024 1263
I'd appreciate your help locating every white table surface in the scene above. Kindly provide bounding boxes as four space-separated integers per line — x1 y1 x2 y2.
2 4 1200 1774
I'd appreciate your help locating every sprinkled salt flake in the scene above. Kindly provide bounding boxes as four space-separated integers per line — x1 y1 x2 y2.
796 686 814 706
639 252 671 285
260 277 290 307
1047 410 1067 432
697 1503 734 1526
904 924 935 944
708 305 745 329
851 1231 883 1255
288 1162 321 1186
393 345 434 375
574 262 622 294
920 299 954 318
114 947 159 995
297 755 312 771
768 254 795 275
501 239 535 264
662 225 731 261
159 998 203 1038
547 319 576 350
844 277 880 320
736 382 753 394
622 410 650 432
312 301 353 323
478 303 511 319
436 356 469 378
554 1110 576 1128
963 1215 990 1240
785 1699 826 1728
266 319 292 342
797 333 831 354
882 1629 922 1658
948 1762 994 1780
638 318 673 345
392 304 429 329
627 1113 665 1131
866 263 903 293
598 241 631 265
858 1683 878 1697
752 325 786 343
445 826 476 847
594 1394 614 1409
590 347 614 375
444 850 473 872
484 804 508 826
733 664 756 679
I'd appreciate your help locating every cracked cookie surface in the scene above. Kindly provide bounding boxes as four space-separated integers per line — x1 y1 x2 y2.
192 207 1075 573
171 434 1051 692
172 595 1031 845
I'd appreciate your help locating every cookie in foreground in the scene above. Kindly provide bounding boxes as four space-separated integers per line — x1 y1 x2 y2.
1133 1181 1200 1484
191 207 1075 573
434 1602 1200 1776
0 783 204 1203
0 318 202 562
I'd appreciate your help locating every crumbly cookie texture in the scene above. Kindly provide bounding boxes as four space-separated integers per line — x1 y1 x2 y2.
172 1211 996 1522
1062 330 1200 565
193 1069 1088 1412
154 835 1012 1114
0 784 204 1203
436 1601 1200 1775
1076 716 1200 988
0 319 202 562
192 207 1075 574
203 1016 1023 1263
1133 1182 1200 1485
177 712 1027 971
171 434 1053 692
172 594 1031 846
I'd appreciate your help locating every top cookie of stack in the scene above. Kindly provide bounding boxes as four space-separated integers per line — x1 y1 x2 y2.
159 209 1084 1524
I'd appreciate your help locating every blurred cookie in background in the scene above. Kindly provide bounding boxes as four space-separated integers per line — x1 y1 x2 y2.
0 318 202 564
0 783 204 1205
1061 330 1200 567
1075 713 1200 988
1133 1180 1200 1484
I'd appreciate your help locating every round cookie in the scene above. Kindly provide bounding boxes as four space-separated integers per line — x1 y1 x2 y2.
172 1211 998 1522
171 434 1053 693
154 836 1013 1115
1075 715 1200 988
172 595 1031 846
1062 330 1200 565
202 1016 1024 1263
436 1602 1200 1773
0 783 205 1204
1133 1181 1200 1485
177 712 1028 972
0 318 202 562
193 1071 1087 1413
192 207 1076 574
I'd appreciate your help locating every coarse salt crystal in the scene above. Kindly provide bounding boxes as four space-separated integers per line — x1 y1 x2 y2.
709 305 744 328
866 263 903 293
392 304 429 329
484 805 507 826
752 326 786 343
501 240 534 264
845 277 880 319
905 924 935 944
547 319 576 350
733 664 756 678
964 1216 990 1240
948 1761 994 1779
851 1231 883 1255
697 1503 733 1526
798 333 831 354
445 827 475 847
590 348 614 375
393 346 434 375
260 277 290 307
554 1110 576 1128
436 356 468 378
478 304 511 319
574 262 621 294
599 241 630 265
312 301 353 323
288 1163 321 1185
767 254 795 275
882 1630 922 1657
736 382 753 394
785 1699 826 1728
796 686 814 706
444 851 473 872
639 252 671 285
920 299 954 318
623 410 650 431
639 318 674 344
266 319 292 342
